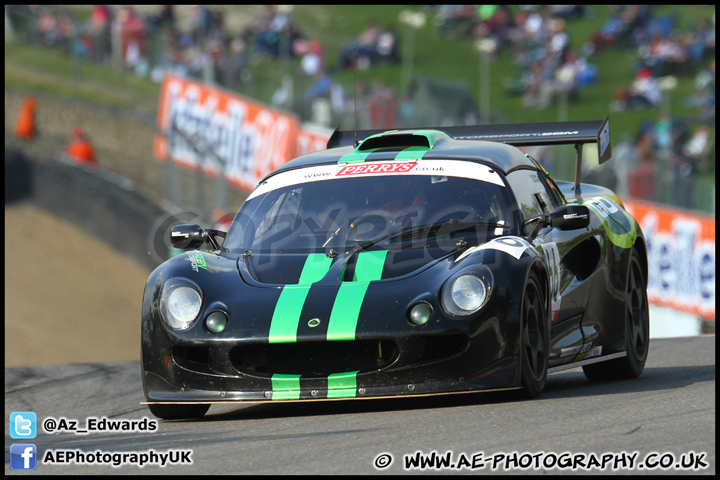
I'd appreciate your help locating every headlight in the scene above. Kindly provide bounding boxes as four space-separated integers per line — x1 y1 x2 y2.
442 273 489 316
160 284 202 330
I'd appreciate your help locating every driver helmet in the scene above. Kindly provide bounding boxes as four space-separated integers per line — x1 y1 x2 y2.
368 177 426 227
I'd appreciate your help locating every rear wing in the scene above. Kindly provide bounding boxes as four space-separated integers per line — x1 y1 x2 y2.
327 116 612 195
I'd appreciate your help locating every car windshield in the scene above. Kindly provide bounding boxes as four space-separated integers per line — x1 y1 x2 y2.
224 172 515 254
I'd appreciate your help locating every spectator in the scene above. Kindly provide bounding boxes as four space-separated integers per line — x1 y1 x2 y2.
188 5 213 44
298 39 325 77
434 5 476 39
615 66 661 111
338 20 381 70
146 5 175 34
247 5 298 58
302 68 336 126
582 6 652 55
473 5 514 53
64 127 98 168
206 39 228 86
304 68 332 103
227 37 249 85
243 4 276 52
644 32 690 77
626 127 657 201
55 8 76 56
112 6 147 70
367 79 397 129
547 17 570 59
376 26 399 64
85 5 112 63
36 6 60 46
683 125 712 173
535 52 561 109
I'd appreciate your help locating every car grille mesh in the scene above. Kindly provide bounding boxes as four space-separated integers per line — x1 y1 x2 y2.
230 339 398 377
228 334 468 378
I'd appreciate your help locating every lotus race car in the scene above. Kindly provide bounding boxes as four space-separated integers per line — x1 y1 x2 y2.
141 117 650 419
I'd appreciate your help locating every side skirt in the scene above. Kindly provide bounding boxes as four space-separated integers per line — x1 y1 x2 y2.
548 352 627 374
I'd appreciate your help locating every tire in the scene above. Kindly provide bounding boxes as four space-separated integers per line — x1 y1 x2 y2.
520 273 549 398
583 249 650 381
147 403 210 420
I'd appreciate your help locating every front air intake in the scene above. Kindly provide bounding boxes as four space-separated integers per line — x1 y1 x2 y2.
230 339 399 377
358 134 431 151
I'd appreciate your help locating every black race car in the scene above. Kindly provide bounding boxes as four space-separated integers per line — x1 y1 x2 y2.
141 117 650 419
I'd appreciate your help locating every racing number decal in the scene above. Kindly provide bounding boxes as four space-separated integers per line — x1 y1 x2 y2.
540 241 562 318
489 237 532 260
586 196 618 217
584 197 637 249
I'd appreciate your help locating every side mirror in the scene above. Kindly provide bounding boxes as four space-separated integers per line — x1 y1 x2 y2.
525 205 591 241
171 224 205 250
550 205 590 230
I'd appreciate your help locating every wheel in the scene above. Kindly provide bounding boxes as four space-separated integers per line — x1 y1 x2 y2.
583 249 649 381
147 403 210 420
520 273 548 398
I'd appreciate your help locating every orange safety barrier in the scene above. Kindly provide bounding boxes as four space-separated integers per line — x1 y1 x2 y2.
14 96 37 140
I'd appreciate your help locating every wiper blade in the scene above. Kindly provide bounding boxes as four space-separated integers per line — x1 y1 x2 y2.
346 220 510 255
388 219 510 242
345 224 429 255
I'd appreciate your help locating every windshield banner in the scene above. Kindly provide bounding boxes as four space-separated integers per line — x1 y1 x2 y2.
623 199 715 321
154 74 330 193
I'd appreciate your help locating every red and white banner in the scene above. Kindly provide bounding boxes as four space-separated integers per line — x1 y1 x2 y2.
623 199 715 320
154 74 331 193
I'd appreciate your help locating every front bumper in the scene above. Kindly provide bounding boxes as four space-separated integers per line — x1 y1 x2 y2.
142 320 521 403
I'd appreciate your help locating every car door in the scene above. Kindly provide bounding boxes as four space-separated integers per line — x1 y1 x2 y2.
505 167 596 367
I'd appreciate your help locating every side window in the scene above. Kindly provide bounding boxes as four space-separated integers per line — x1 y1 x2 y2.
506 169 553 235
255 188 302 239
527 154 564 207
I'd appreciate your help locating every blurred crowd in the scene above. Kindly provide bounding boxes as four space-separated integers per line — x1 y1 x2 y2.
6 5 715 211
437 4 715 210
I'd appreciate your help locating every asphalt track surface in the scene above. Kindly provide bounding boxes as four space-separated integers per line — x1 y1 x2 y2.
4 335 715 475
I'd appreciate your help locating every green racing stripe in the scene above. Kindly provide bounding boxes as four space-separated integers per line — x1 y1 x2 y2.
326 250 388 341
268 249 388 400
271 374 302 400
268 253 333 343
337 149 376 163
270 371 359 400
327 371 359 398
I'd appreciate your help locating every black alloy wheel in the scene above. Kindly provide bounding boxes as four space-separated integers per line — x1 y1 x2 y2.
520 273 548 398
583 249 650 380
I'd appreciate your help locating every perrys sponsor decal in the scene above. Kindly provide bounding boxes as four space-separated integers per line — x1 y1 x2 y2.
336 162 416 176
247 160 504 200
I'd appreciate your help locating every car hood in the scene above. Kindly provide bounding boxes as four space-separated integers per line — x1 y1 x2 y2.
238 247 456 286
